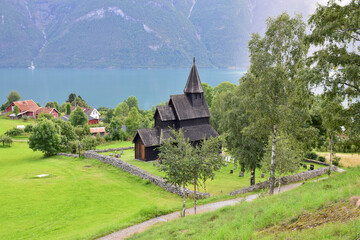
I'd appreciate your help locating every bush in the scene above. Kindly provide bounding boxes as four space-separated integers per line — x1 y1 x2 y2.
0 135 12 147
104 134 112 142
81 136 98 150
333 157 341 167
22 116 28 121
318 156 326 162
5 128 24 137
24 125 33 133
305 152 318 160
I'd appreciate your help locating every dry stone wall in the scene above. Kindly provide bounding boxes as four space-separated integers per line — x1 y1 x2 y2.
57 153 78 158
83 150 209 199
230 166 339 196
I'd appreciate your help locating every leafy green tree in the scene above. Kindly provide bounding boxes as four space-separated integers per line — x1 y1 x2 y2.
5 90 21 108
5 127 23 137
28 119 61 156
319 96 347 175
81 135 98 150
106 117 127 141
261 135 301 192
66 103 71 115
158 129 193 217
221 81 267 186
103 109 114 124
201 83 214 108
67 93 77 103
74 124 90 140
125 96 139 110
115 102 129 120
54 119 77 151
125 107 143 136
69 107 88 126
190 136 224 214
307 0 360 140
240 13 310 194
213 82 236 96
0 135 12 147
13 105 19 115
37 113 54 120
75 95 90 108
45 101 60 110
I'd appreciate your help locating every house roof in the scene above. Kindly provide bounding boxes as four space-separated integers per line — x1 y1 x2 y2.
156 105 176 121
134 124 218 147
61 115 70 121
184 57 204 94
12 100 39 113
71 107 99 118
170 94 210 120
90 127 106 134
36 107 57 115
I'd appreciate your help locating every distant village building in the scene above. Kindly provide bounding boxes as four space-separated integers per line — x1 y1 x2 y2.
62 107 100 125
6 100 59 119
133 58 218 161
90 127 107 137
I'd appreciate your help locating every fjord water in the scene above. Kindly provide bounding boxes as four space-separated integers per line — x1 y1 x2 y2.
0 68 244 109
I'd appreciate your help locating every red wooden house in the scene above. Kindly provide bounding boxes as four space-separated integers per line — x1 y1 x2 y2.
6 100 59 119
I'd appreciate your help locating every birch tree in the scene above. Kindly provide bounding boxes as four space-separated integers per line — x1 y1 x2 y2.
241 13 310 194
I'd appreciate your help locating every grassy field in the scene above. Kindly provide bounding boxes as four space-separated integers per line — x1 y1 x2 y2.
101 149 327 195
0 116 33 136
0 142 191 240
130 167 360 240
95 140 133 149
317 152 360 168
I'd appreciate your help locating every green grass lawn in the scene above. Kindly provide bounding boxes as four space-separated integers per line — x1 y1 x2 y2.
101 149 327 195
96 140 133 149
0 116 33 136
0 142 188 240
130 167 360 240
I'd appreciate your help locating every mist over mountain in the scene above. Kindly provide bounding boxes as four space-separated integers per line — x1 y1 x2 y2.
0 0 321 68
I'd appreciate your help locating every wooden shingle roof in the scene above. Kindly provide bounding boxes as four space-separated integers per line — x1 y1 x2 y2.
170 94 210 120
156 106 176 121
184 57 204 94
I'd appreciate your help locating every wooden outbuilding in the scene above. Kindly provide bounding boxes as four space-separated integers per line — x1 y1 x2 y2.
133 58 218 161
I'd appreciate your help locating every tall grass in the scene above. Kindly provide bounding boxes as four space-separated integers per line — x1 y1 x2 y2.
130 167 360 240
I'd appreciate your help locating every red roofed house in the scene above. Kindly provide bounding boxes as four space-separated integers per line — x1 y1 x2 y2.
6 100 58 119
35 107 59 119
6 100 39 118
90 127 107 137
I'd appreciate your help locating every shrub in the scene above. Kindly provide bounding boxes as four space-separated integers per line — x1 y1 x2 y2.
318 156 326 162
22 116 28 121
104 134 112 142
5 128 24 137
333 157 341 167
0 135 12 147
305 152 318 160
24 125 33 133
81 136 98 151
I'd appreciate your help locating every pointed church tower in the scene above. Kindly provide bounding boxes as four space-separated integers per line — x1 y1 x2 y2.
184 57 204 106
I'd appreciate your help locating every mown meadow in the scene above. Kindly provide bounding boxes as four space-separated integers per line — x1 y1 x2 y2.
0 142 185 239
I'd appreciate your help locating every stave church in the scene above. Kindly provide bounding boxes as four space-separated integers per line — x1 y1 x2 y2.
133 58 219 161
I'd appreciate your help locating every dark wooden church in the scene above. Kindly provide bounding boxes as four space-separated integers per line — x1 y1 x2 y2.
133 58 219 161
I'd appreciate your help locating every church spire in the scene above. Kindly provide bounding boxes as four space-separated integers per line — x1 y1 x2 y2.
184 57 204 94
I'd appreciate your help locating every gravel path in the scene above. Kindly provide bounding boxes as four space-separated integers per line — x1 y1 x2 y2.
98 182 303 240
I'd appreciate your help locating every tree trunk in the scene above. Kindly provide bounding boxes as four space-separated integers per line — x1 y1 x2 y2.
193 179 197 214
269 125 277 195
328 134 333 176
182 186 186 217
278 163 282 193
250 167 255 186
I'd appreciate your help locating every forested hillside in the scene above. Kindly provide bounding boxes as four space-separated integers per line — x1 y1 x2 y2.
0 0 312 68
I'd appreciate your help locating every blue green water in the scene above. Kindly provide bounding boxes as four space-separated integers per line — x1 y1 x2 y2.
0 68 245 109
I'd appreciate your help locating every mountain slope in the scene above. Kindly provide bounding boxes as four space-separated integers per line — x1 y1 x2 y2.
0 0 316 68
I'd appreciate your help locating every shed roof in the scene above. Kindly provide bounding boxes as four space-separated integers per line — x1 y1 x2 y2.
156 105 176 121
36 107 57 115
184 58 203 94
135 128 160 147
170 94 210 120
90 127 106 134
